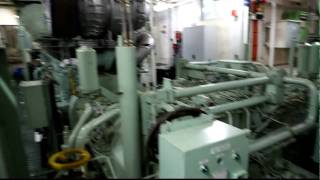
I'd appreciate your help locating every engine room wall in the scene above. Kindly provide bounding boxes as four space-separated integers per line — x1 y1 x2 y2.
199 0 248 60
154 0 249 67
153 0 201 69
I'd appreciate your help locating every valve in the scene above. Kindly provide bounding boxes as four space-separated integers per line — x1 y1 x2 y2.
48 148 91 171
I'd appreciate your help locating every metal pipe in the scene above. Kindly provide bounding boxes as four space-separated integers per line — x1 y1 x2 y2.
250 123 314 153
120 0 128 44
0 77 17 108
184 63 263 77
283 77 318 123
68 104 93 147
250 77 317 153
116 36 141 178
185 64 317 121
225 111 233 125
209 96 270 114
148 0 157 90
188 61 217 65
74 109 120 148
91 156 117 178
32 67 44 80
185 64 317 122
175 77 270 98
288 40 296 76
135 31 155 65
243 108 251 129
68 96 79 128
125 0 134 45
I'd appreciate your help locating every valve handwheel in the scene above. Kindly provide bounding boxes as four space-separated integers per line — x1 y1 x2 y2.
48 148 91 170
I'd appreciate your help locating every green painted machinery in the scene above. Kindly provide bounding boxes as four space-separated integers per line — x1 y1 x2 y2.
13 38 319 178
6 0 319 178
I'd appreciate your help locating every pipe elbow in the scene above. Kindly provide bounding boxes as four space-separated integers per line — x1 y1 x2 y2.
284 77 318 124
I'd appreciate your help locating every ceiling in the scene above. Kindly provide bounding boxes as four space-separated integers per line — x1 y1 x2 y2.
0 0 14 6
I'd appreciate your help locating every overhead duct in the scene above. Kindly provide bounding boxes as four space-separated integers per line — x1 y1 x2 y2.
49 0 147 39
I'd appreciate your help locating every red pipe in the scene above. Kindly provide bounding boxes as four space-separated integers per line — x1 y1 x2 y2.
252 20 258 61
250 0 261 62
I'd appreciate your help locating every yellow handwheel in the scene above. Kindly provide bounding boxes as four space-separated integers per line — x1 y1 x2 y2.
48 148 91 170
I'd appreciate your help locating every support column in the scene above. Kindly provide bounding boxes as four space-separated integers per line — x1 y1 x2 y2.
268 0 277 67
116 37 141 178
149 0 158 90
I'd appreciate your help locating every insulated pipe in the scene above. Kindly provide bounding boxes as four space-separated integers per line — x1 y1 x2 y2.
209 96 270 114
74 109 120 148
184 63 263 77
68 103 93 147
250 77 317 153
174 77 270 98
116 36 141 178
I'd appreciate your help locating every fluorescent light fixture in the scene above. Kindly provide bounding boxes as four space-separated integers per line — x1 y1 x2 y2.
154 2 172 12
153 0 194 12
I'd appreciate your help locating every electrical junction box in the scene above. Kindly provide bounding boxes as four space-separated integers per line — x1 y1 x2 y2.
159 120 249 178
20 80 51 129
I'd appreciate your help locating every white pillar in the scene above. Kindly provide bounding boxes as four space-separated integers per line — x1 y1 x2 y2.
268 0 277 67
